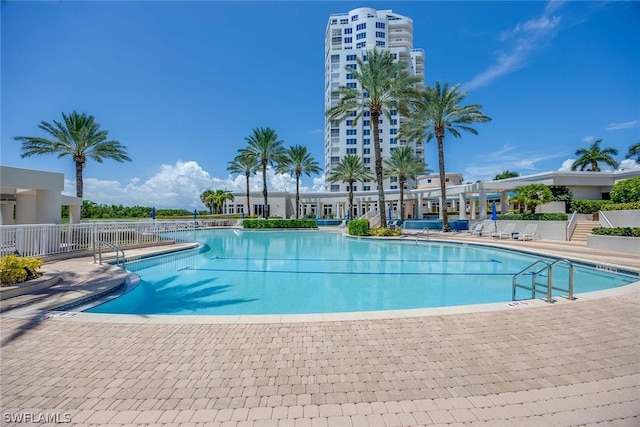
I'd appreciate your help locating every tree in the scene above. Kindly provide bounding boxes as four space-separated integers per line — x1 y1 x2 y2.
228 151 259 216
14 111 131 198
494 170 519 180
327 155 372 220
200 190 216 214
212 189 234 214
242 127 285 218
400 82 491 231
383 146 426 220
571 138 618 171
610 176 640 203
626 142 640 161
514 184 553 214
277 145 320 219
326 48 422 227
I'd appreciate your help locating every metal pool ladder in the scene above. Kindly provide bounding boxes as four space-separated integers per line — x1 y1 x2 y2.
512 259 574 303
94 240 126 268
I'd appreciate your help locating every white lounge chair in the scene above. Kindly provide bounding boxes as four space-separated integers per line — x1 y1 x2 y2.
469 222 484 236
492 223 516 239
518 224 538 241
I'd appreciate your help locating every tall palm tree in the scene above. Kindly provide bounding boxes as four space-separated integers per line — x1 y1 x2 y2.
400 82 491 231
242 127 285 218
626 142 640 161
200 189 216 214
277 145 321 219
384 146 427 220
13 111 131 198
212 189 234 214
571 139 618 171
228 151 259 216
326 48 422 227
327 155 372 220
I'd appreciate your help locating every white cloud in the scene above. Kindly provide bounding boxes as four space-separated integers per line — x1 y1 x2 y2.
605 120 639 131
558 158 575 171
465 3 562 90
618 159 640 170
581 136 596 143
67 160 327 208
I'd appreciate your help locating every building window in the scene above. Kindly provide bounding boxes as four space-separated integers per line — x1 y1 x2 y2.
332 36 342 44
391 119 397 125
390 109 397 116
363 157 370 164
346 54 356 61
390 138 396 144
356 32 366 40
390 185 398 190
364 111 370 117
445 178 450 182
331 55 339 63
363 92 370 98
364 186 371 191
379 128 383 134
376 22 386 29
331 184 340 192
344 28 352 34
363 129 370 135
351 14 358 21
356 23 366 31
390 129 397 135
340 18 348 24
356 41 366 48
346 82 357 88
346 138 357 144
427 179 432 183
346 148 357 154
363 120 370 126
375 31 385 38
330 156 340 165
390 147 396 152
348 63 356 69
363 148 370 154
376 41 386 47
346 119 353 126
330 129 339 137
344 37 352 43
390 176 398 182
346 73 355 80
346 129 357 135
350 186 357 191
363 138 370 145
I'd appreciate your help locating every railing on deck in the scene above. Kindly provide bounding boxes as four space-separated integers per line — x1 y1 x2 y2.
598 211 613 228
566 211 578 240
0 221 196 258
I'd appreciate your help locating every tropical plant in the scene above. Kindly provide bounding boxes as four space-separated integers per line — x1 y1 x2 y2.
211 189 234 214
626 142 640 161
513 184 553 214
549 185 573 202
14 111 131 198
383 146 426 220
571 138 618 171
326 48 422 227
400 82 491 231
242 127 285 218
200 190 216 214
494 170 519 180
610 176 640 203
277 145 321 219
228 151 259 216
327 155 372 219
0 255 43 286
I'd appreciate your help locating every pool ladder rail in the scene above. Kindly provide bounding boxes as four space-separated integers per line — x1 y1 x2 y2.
512 258 575 303
94 240 126 268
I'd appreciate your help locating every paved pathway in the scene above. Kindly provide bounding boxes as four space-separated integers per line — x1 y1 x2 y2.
1 236 639 426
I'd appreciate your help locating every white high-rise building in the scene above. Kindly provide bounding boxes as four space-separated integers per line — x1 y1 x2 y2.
324 7 425 192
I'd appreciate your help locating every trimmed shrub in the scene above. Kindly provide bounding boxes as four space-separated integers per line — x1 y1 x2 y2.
0 255 43 286
497 213 568 221
601 201 640 211
610 176 640 203
369 227 402 237
592 227 640 237
348 219 370 236
570 199 612 214
242 219 317 229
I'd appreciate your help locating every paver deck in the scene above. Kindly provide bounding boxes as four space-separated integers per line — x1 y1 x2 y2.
1 233 639 426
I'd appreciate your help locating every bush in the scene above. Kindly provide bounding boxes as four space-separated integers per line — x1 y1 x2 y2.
600 201 640 211
369 228 402 237
348 219 370 236
592 227 640 237
610 176 640 203
497 213 568 221
242 219 317 229
0 255 43 286
570 199 612 214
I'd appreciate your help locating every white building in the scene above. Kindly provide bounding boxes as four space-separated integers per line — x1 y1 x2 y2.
324 7 425 192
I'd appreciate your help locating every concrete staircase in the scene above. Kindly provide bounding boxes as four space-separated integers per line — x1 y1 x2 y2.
570 220 600 242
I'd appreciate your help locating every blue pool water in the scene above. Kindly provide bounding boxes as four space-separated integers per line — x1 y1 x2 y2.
86 230 637 315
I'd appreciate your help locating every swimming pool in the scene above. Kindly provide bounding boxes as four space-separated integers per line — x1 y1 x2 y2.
85 230 637 315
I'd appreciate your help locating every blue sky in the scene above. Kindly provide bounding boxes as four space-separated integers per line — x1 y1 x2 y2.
2 1 639 209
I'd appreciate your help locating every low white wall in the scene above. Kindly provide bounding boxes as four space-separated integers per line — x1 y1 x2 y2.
537 201 566 214
494 220 568 241
587 234 640 255
600 210 640 227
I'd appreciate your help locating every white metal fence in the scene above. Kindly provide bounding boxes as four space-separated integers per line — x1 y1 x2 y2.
0 221 196 258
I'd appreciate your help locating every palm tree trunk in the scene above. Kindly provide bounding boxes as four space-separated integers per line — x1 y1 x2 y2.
348 179 354 218
262 161 268 218
437 135 450 231
295 172 300 219
245 172 251 216
399 176 405 220
75 160 84 198
371 111 387 227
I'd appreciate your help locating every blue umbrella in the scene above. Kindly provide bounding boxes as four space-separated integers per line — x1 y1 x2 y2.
151 206 156 220
491 201 497 232
193 209 197 224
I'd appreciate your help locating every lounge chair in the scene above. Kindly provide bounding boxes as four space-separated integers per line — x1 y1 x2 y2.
388 219 401 229
469 222 484 236
491 223 516 239
518 224 538 241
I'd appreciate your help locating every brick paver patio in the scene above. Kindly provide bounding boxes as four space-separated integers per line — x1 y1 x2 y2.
1 236 639 426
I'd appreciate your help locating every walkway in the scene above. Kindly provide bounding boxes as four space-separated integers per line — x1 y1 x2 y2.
1 236 639 426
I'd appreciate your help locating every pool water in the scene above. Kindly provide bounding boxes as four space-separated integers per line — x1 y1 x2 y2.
86 230 637 315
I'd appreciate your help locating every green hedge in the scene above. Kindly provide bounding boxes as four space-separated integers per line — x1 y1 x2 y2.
348 219 370 236
592 227 640 237
1 255 43 286
497 213 568 221
369 227 402 237
570 200 640 213
242 219 317 229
